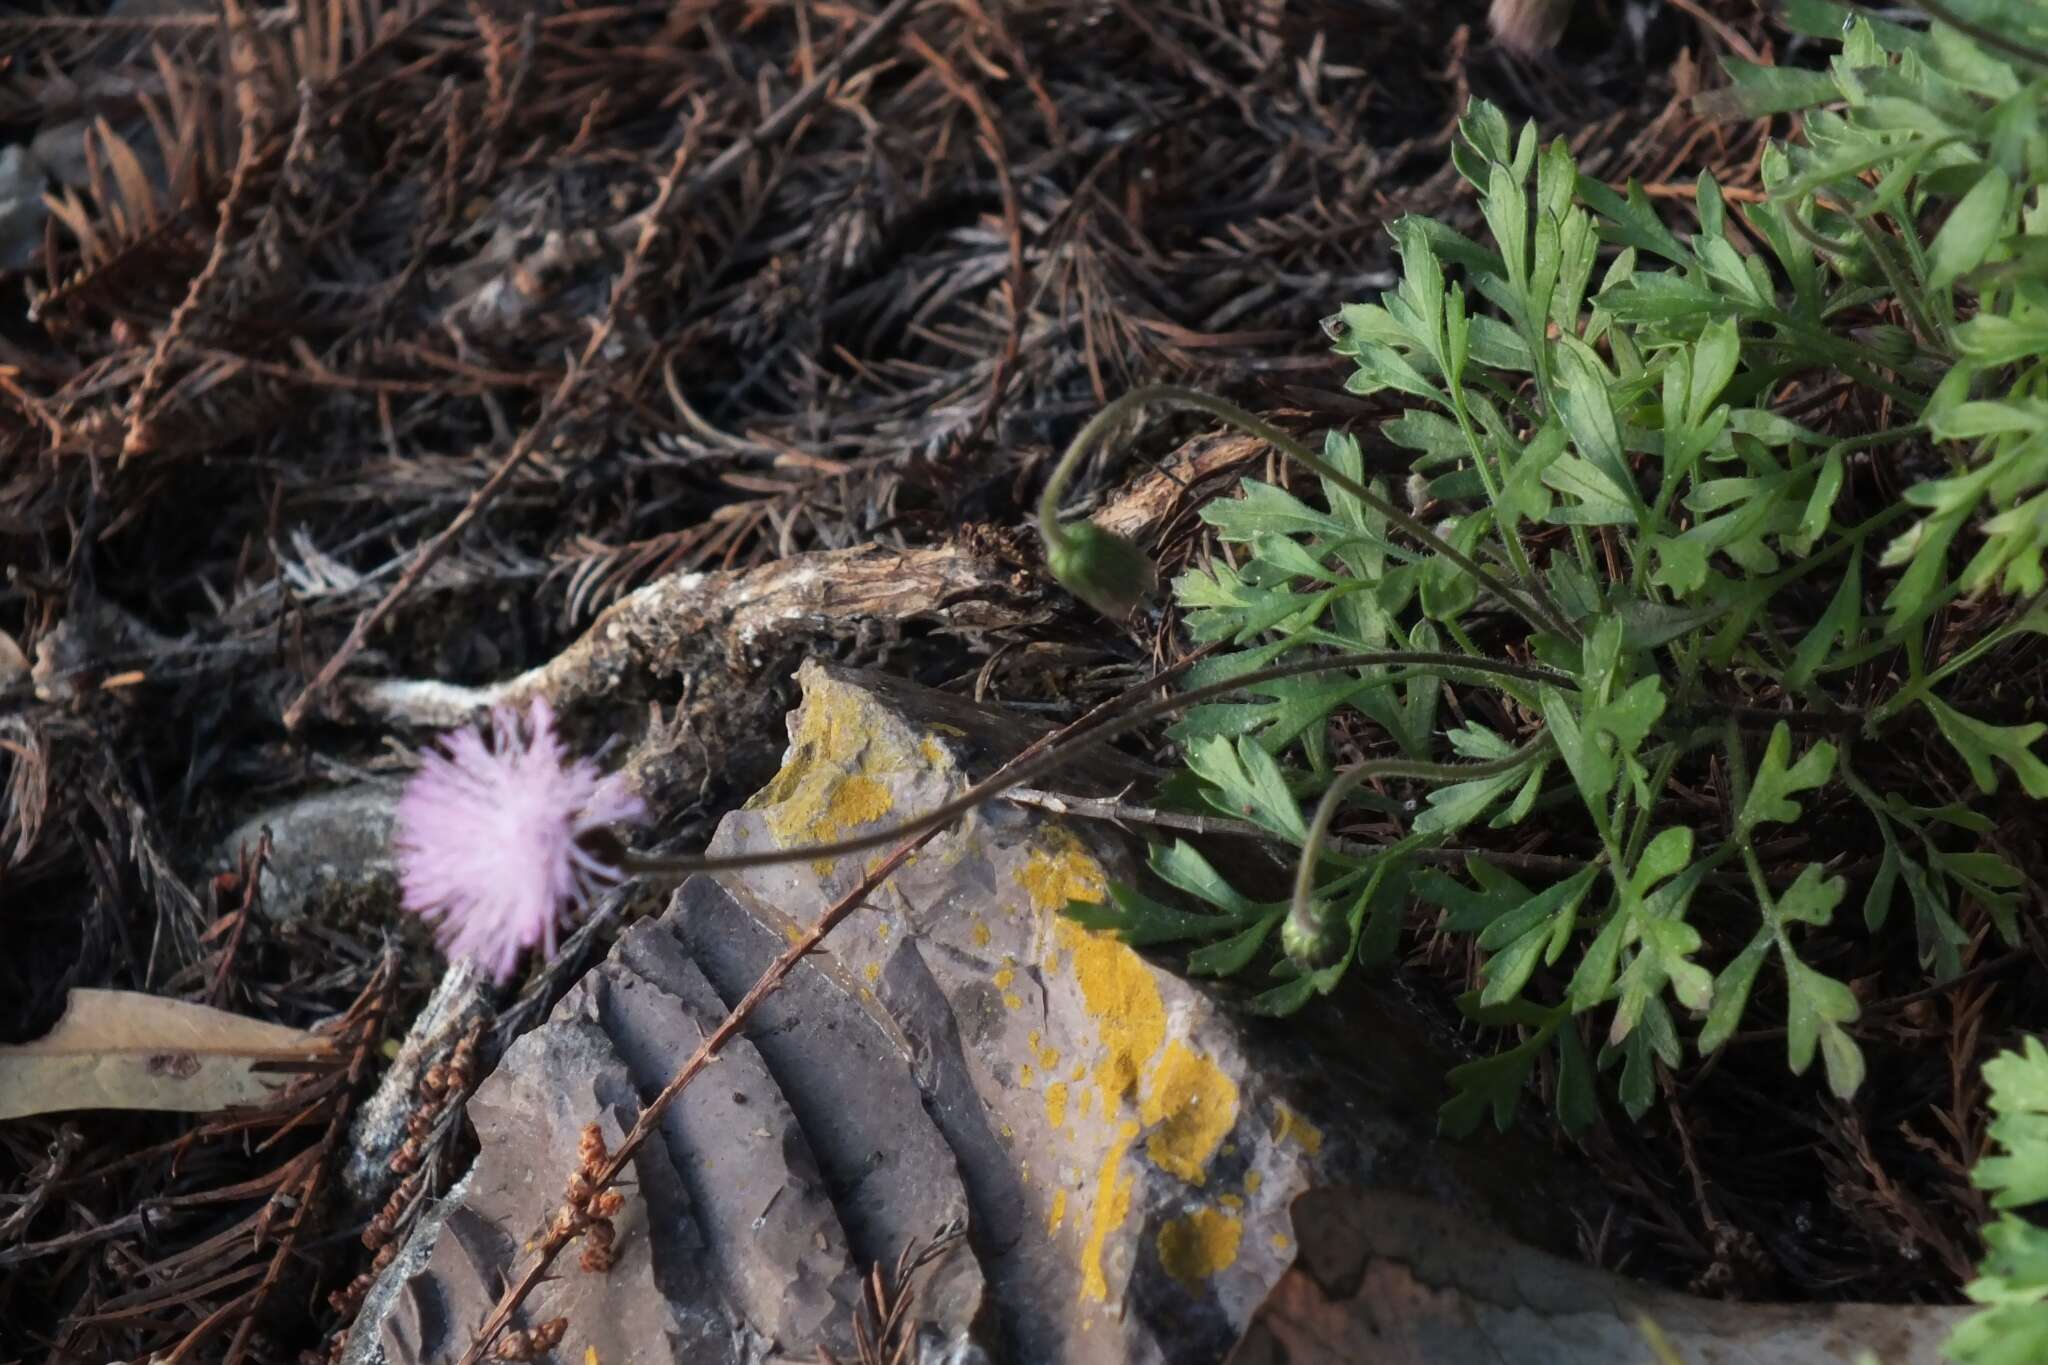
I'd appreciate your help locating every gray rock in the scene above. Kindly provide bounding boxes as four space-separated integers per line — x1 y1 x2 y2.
368 660 1604 1365
1230 1190 1966 1364
342 961 491 1208
564 920 865 1356
381 1022 735 1365
220 785 400 925
0 145 48 275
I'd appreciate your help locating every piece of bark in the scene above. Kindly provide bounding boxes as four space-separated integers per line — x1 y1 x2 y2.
340 424 1251 815
347 540 1049 814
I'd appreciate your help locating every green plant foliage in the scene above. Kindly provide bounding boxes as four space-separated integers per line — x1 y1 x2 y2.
1061 0 2047 1140
1946 1038 2048 1365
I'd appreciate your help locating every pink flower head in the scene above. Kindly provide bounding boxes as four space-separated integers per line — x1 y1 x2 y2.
394 697 646 983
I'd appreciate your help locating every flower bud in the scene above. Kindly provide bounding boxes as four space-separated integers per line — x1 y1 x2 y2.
1046 522 1159 620
1280 898 1347 970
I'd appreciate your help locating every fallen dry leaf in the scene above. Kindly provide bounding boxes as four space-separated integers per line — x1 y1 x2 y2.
0 988 332 1120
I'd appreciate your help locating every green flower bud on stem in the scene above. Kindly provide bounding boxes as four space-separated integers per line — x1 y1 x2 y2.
1045 521 1159 619
1036 384 1577 640
1281 897 1347 970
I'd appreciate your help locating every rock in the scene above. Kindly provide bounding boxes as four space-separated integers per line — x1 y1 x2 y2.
564 920 866 1355
367 660 1607 1365
1229 1190 1967 1364
341 960 491 1208
0 145 48 275
219 785 401 925
382 1021 739 1365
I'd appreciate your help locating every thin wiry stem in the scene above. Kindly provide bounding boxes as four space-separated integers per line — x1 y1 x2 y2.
1287 737 1552 947
619 650 1574 880
1036 384 1580 640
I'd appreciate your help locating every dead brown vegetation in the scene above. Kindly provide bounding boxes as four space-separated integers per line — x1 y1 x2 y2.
3 0 2002 1360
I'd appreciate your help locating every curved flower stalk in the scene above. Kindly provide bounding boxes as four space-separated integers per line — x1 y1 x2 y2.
1035 384 1578 640
1283 737 1553 968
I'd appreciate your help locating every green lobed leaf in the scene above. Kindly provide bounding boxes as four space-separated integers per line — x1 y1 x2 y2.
1739 723 1839 833
1926 697 2048 798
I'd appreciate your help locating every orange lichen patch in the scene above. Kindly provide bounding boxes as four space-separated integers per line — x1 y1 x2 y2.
1271 1103 1324 1155
1021 1064 1036 1087
1140 1040 1239 1185
1220 1193 1243 1210
585 1349 600 1365
994 967 1016 990
864 962 880 984
1270 1232 1292 1252
1081 1120 1140 1301
1048 1188 1069 1234
1156 1209 1242 1286
972 920 992 948
1052 915 1164 1104
919 735 947 766
1244 1171 1263 1193
1045 1081 1068 1129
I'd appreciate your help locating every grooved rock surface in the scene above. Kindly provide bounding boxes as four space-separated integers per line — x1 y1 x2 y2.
373 661 1601 1365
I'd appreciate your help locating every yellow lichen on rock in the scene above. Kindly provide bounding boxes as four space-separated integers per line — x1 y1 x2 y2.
1081 1120 1140 1301
748 669 965 869
1045 1081 1068 1129
1052 916 1164 1104
1156 1209 1243 1286
1271 1103 1324 1155
1140 1040 1239 1186
1016 833 1109 914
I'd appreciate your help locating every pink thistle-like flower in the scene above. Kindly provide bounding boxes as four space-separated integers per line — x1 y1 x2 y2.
394 697 646 983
